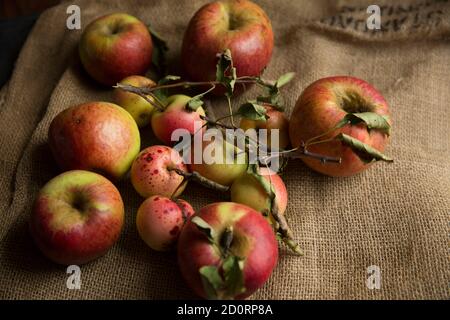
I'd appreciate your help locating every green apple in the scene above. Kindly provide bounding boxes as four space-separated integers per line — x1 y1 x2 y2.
189 138 248 186
230 167 287 219
113 75 157 127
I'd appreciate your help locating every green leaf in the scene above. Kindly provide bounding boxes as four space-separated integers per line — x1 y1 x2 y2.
222 256 246 298
237 101 268 121
215 49 237 97
191 216 216 243
154 75 181 101
275 72 295 88
186 85 216 111
157 75 181 84
147 25 169 77
199 265 223 300
336 133 393 163
336 112 391 135
246 164 276 211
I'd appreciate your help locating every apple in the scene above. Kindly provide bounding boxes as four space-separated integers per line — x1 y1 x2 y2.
181 0 273 86
136 196 194 251
289 76 391 177
29 170 124 265
131 145 188 198
151 94 206 145
189 137 247 186
113 75 157 127
230 167 287 218
48 101 140 180
79 13 152 86
178 202 278 299
239 105 290 150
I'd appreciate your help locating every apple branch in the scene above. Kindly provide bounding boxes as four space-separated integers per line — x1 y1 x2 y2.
270 202 304 256
113 83 166 112
170 168 229 193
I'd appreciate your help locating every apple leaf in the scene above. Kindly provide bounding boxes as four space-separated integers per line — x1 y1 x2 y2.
336 133 393 163
336 112 391 135
147 25 168 77
154 75 181 102
199 265 223 300
237 101 268 121
191 216 216 243
215 49 237 97
186 85 216 111
275 72 296 88
222 255 246 298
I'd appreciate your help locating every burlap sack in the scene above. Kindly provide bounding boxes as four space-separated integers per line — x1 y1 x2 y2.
0 0 449 299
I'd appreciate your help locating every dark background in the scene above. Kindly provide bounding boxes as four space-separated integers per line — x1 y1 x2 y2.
0 0 60 87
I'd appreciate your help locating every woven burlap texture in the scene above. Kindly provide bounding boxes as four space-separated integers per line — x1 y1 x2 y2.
0 0 449 299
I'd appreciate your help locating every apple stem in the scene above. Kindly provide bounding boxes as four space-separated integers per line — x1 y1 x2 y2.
169 168 230 193
114 83 166 112
220 226 234 257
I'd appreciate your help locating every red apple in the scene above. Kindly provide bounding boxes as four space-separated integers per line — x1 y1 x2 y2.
230 167 287 218
131 145 188 198
289 76 391 176
151 94 206 146
136 196 194 251
178 202 278 299
79 13 152 86
113 75 157 128
239 105 290 150
48 102 140 180
30 170 124 265
181 0 273 86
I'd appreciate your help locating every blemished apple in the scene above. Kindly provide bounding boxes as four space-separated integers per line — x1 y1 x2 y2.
131 145 188 198
230 167 287 218
289 76 391 177
189 138 248 186
113 75 157 127
151 94 206 145
79 13 152 86
30 170 124 265
239 105 290 150
178 202 278 299
181 0 273 86
48 101 140 180
136 196 194 251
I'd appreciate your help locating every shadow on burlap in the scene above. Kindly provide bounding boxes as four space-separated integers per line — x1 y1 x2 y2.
0 0 449 299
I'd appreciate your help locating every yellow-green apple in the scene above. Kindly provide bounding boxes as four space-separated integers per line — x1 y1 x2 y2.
151 94 206 145
79 13 152 86
48 102 140 180
178 202 278 299
289 76 391 177
181 0 273 86
131 145 188 198
189 138 247 186
113 75 157 127
136 196 194 251
239 105 290 150
29 170 124 265
230 167 287 219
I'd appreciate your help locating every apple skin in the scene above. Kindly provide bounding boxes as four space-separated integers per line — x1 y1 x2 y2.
48 102 140 180
289 76 391 177
230 167 287 218
136 196 194 251
79 13 152 86
240 105 290 150
30 170 124 265
178 202 278 299
131 145 188 198
189 138 248 186
181 0 273 87
113 75 157 128
151 95 206 146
